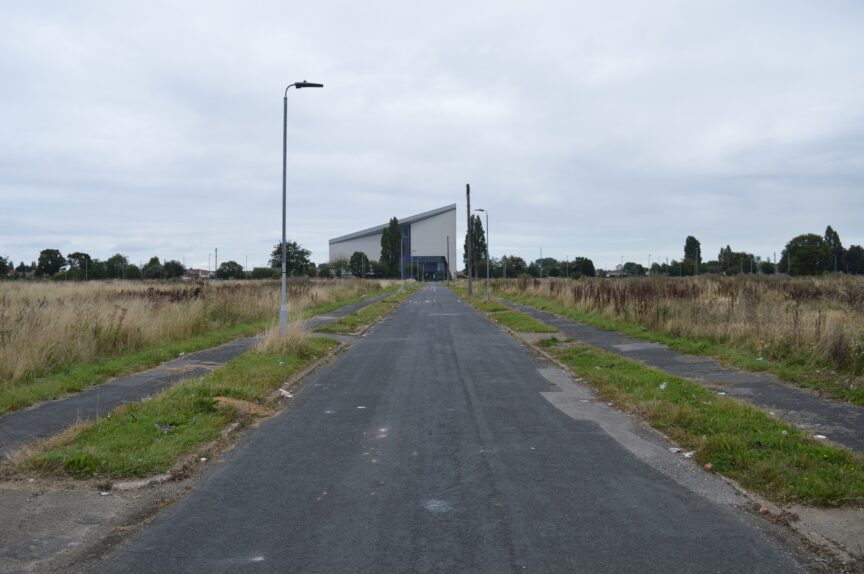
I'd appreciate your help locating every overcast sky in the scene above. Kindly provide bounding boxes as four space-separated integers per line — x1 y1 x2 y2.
2 0 862 271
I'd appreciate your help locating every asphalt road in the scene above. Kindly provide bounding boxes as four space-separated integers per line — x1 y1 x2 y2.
96 285 803 573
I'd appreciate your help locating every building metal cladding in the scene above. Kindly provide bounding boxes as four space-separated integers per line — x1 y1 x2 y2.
329 204 457 280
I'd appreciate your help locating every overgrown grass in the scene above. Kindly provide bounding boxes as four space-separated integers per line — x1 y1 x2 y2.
23 338 337 479
0 280 388 414
542 337 864 507
314 288 414 334
503 291 864 405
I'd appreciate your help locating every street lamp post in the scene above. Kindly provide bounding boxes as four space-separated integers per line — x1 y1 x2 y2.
475 208 490 298
280 81 323 335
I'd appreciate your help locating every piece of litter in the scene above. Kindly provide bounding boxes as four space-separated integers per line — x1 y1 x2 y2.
814 434 827 440
716 391 727 396
668 447 682 453
357 406 366 409
278 361 286 366
703 463 713 471
178 352 186 357
683 451 696 458
781 430 788 436
659 382 667 391
324 410 335 414
769 411 775 416
199 457 207 462
278 389 293 398
99 492 112 496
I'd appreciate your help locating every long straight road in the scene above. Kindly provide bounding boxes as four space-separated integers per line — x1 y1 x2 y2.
95 285 803 573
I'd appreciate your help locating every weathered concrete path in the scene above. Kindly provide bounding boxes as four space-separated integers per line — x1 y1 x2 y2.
0 293 392 457
504 299 864 451
93 286 804 573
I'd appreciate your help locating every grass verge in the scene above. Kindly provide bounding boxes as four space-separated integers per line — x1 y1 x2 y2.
314 288 414 334
21 338 337 479
502 292 864 406
449 285 556 333
540 337 864 507
0 290 378 416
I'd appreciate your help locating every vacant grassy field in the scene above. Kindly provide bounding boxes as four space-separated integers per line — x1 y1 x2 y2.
496 275 864 404
0 279 392 412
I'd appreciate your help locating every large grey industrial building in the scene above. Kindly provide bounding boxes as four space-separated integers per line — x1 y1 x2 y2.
329 204 457 280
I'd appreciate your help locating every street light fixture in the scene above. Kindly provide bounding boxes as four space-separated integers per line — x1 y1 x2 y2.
475 208 490 298
280 80 323 336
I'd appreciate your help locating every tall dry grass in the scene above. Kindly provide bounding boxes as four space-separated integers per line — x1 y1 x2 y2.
0 279 389 388
500 275 864 374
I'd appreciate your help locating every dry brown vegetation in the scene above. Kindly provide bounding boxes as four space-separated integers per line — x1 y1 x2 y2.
501 275 864 377
0 279 390 389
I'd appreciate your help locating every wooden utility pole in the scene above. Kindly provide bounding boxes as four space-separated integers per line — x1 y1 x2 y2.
466 183 473 297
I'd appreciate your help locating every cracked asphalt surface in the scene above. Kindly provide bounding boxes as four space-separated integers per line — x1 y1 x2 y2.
94 285 804 573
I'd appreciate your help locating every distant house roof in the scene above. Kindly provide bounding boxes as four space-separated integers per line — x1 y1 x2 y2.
329 204 457 245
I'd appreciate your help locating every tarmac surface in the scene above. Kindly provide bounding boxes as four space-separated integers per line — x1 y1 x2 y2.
0 292 392 458
93 285 804 573
503 299 864 452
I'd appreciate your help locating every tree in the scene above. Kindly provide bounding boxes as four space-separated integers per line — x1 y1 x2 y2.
783 234 831 276
349 251 370 278
105 254 129 279
216 260 244 279
759 260 776 274
463 215 487 278
574 257 596 277
124 264 142 280
66 252 92 272
501 255 527 277
143 264 165 279
379 217 402 278
269 241 312 276
845 245 864 275
317 263 333 279
36 249 66 277
824 225 844 272
683 236 702 275
0 256 10 277
251 267 276 279
163 260 186 279
622 261 646 276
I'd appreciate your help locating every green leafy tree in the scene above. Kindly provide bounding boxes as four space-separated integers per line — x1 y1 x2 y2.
463 215 487 278
845 245 864 275
824 225 844 272
317 263 333 278
105 254 129 279
574 257 596 277
622 261 646 276
252 267 276 279
379 217 402 278
66 252 92 272
501 255 527 277
759 260 776 274
0 256 10 277
683 236 702 275
269 241 312 276
36 249 66 277
783 234 831 276
216 260 244 279
349 251 370 277
163 260 186 279
125 264 142 280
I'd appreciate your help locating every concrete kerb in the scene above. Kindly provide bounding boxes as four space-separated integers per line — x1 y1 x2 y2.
464 294 863 564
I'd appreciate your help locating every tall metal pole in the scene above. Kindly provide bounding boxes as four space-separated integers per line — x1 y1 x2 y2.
484 210 489 298
466 184 473 297
279 80 323 334
400 236 404 291
280 92 289 334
